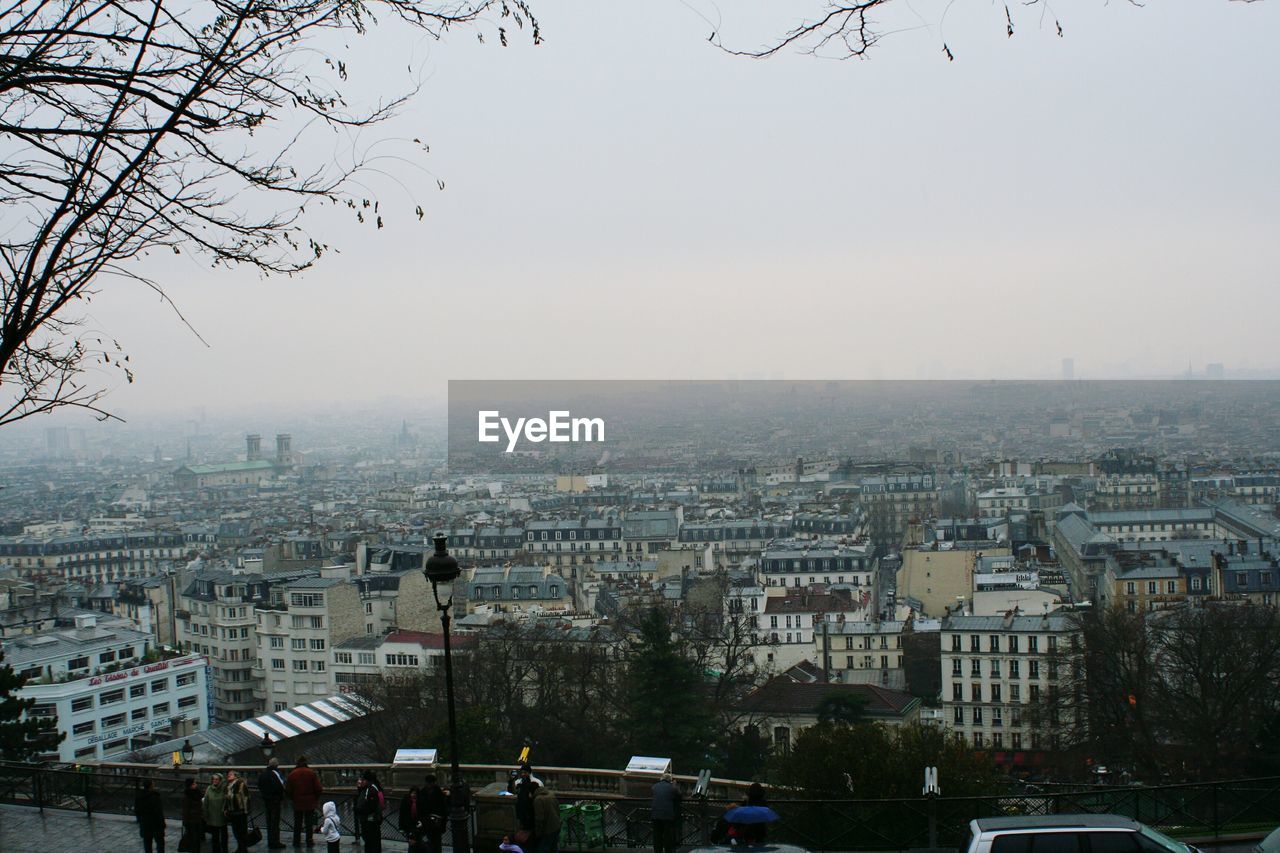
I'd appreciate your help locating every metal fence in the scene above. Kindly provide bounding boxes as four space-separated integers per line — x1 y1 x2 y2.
2 763 1278 851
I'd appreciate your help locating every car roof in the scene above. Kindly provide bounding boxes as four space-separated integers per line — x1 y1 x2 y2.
973 814 1141 832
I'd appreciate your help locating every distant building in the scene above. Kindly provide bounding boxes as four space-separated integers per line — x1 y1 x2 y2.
525 518 623 567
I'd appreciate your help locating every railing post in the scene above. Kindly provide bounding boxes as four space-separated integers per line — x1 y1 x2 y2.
84 770 92 819
34 768 43 813
699 796 709 846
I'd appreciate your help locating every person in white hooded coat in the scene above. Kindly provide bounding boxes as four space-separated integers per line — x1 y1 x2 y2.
318 801 341 853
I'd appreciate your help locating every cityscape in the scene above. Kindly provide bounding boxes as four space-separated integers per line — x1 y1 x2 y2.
2 0 1279 851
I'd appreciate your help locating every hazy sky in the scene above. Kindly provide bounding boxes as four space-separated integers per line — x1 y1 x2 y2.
75 0 1280 418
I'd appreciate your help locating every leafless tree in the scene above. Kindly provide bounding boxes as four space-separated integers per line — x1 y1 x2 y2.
0 0 537 425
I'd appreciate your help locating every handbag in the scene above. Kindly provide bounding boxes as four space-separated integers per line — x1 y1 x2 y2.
245 820 263 846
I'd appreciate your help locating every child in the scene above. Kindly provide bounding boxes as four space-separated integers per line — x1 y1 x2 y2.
499 834 524 853
318 800 342 853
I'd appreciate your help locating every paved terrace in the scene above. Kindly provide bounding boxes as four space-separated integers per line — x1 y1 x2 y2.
2 763 1278 852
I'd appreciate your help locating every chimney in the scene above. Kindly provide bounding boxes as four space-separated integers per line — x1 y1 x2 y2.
246 434 262 461
74 614 97 630
276 433 291 465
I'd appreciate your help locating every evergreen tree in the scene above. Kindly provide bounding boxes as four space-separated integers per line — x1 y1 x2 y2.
0 648 64 761
622 607 716 771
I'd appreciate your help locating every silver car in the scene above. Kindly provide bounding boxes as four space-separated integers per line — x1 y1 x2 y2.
964 814 1200 853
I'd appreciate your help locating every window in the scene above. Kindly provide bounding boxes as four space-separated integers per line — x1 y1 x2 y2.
1030 660 1040 679
291 638 306 650
131 708 148 721
71 696 93 713
313 660 326 672
72 721 95 736
176 672 196 687
310 616 323 629
291 593 324 607
335 652 353 664
773 726 791 754
150 678 167 693
178 695 198 709
1029 834 1082 853
989 635 1000 652
971 683 982 702
1087 834 1138 853
292 660 308 672
272 659 285 671
100 688 125 705
102 712 126 727
1029 636 1039 653
971 659 981 677
1009 636 1019 653
952 683 963 702
952 659 962 677
970 635 981 652
973 732 983 748
951 635 962 652
991 684 1002 703
68 656 89 671
1126 581 1137 595
990 835 1031 853
152 702 170 716
99 650 116 664
1009 660 1020 679
953 707 964 725
130 683 146 699
358 653 375 665
990 659 1002 678
1030 684 1040 703
1011 683 1021 702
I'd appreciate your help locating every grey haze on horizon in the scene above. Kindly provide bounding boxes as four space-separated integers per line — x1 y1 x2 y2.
56 0 1280 420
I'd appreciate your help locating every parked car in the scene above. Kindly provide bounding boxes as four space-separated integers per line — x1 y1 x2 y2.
963 814 1201 853
1253 825 1280 853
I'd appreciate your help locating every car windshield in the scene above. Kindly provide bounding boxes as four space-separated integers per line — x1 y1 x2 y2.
1139 825 1193 853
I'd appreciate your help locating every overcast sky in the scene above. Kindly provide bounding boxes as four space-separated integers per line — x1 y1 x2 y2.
77 0 1280 418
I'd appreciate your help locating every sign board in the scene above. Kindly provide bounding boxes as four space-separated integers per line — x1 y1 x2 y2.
393 748 438 766
625 756 672 776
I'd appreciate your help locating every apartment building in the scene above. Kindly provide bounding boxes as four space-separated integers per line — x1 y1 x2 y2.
463 564 572 614
525 518 623 567
940 611 1081 757
436 526 526 564
818 619 907 688
677 519 792 570
760 541 875 590
622 509 682 557
178 569 314 721
7 614 209 762
332 630 478 695
858 474 938 545
0 530 185 585
254 577 364 713
355 567 442 637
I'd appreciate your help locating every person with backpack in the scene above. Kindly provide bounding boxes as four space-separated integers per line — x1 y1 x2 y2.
354 770 384 853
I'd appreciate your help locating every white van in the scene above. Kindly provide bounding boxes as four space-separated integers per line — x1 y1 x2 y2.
963 814 1201 853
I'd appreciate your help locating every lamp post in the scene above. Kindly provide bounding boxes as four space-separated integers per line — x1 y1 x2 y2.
181 739 195 764
260 733 275 761
425 534 470 853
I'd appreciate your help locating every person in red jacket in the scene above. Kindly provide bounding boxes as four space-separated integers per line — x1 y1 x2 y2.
284 755 324 849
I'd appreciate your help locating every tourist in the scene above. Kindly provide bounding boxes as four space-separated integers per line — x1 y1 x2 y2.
203 774 229 853
318 801 342 853
420 774 449 853
135 778 167 853
650 772 681 853
182 778 206 853
258 757 288 850
285 755 324 848
354 770 384 853
397 785 423 847
532 782 561 853
225 770 251 853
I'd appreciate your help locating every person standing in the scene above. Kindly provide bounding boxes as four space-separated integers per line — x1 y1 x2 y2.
650 772 682 853
226 770 251 853
135 778 167 853
318 801 342 853
182 778 206 853
285 755 324 849
258 757 288 850
509 764 538 846
532 784 561 853
203 774 229 853
353 770 384 853
420 774 448 853
398 785 423 848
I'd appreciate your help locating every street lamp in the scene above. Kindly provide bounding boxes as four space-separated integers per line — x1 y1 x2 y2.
424 534 470 853
260 733 275 760
181 739 195 764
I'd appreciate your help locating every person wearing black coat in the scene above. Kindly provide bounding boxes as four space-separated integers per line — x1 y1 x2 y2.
257 758 287 849
420 775 449 853
181 778 204 853
135 779 167 853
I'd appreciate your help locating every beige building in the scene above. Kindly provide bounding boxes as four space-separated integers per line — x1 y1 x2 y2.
897 545 1011 618
254 577 364 713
